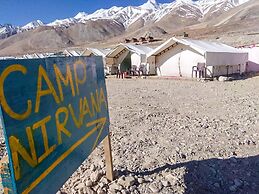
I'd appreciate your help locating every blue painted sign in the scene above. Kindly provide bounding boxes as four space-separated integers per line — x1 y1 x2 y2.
0 57 110 194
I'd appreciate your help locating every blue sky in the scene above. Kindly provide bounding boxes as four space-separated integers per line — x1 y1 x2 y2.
0 0 172 26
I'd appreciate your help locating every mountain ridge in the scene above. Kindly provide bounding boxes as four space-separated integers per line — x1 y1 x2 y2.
0 0 250 38
0 0 258 56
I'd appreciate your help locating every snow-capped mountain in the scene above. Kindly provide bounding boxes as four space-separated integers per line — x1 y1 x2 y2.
0 0 252 39
74 0 161 27
21 20 44 31
0 24 18 39
153 0 250 21
47 18 77 27
74 12 88 20
196 0 249 15
140 0 160 10
73 0 250 27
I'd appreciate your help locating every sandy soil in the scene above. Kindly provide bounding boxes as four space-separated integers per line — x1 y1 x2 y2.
59 77 259 194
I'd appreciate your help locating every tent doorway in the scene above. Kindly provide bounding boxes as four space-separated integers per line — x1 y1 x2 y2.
121 52 132 72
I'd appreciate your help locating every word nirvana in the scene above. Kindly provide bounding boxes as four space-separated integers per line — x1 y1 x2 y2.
0 59 108 181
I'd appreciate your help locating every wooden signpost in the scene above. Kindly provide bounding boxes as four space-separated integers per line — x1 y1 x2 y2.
0 56 113 193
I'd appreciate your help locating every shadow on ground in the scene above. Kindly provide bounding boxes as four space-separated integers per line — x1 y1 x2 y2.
119 155 259 194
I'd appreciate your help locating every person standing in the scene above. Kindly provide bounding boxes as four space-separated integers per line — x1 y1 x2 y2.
116 64 121 78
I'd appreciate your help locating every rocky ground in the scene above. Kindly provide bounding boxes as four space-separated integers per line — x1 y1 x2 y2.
1 76 259 194
58 77 259 194
0 125 6 159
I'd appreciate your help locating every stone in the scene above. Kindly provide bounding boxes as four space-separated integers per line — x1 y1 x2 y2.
76 183 86 190
97 188 106 194
109 182 123 191
129 185 137 191
165 174 177 185
144 176 153 182
180 153 187 159
90 164 96 171
84 188 96 194
161 180 170 187
56 191 61 194
218 76 229 82
137 177 144 184
86 180 93 187
121 189 128 194
72 178 81 183
90 171 102 183
118 176 136 188
98 182 105 188
149 182 163 193
78 190 84 194
117 176 126 185
132 190 140 194
100 177 109 184
234 178 243 187
229 185 237 192
114 170 119 178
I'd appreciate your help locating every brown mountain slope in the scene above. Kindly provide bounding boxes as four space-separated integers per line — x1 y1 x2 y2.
155 5 202 32
0 26 72 56
0 19 125 56
65 19 125 45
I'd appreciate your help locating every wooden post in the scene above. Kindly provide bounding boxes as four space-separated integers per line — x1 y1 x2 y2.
0 156 14 194
103 134 114 181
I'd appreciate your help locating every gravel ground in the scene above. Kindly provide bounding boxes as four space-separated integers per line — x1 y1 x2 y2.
0 125 7 159
60 77 259 194
2 77 259 194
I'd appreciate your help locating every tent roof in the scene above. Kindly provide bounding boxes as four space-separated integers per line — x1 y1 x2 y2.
63 49 81 56
22 52 56 59
125 44 153 55
148 37 248 57
81 48 111 57
107 44 153 58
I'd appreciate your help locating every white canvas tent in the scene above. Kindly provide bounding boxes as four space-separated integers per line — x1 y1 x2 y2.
22 53 55 59
81 48 111 57
240 47 259 73
106 44 153 75
147 37 248 78
81 48 112 74
0 56 16 60
63 49 81 57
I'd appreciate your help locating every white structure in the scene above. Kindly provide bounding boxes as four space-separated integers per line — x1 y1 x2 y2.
240 47 259 73
63 49 81 57
81 48 112 75
106 44 153 74
0 56 16 60
81 48 111 57
22 53 55 59
147 38 248 78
